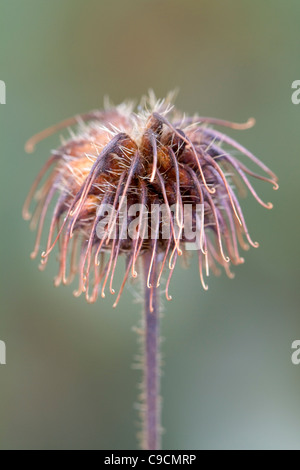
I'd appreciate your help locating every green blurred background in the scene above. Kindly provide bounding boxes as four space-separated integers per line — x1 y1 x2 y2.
0 0 299 450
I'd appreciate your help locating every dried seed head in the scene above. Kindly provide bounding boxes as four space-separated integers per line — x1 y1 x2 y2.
23 93 278 306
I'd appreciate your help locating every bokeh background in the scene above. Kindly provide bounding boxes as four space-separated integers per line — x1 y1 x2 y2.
0 0 299 450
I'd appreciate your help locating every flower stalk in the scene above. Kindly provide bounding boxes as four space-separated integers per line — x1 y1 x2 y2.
142 252 161 450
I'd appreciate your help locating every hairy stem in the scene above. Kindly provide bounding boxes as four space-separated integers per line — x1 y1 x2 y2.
142 253 161 450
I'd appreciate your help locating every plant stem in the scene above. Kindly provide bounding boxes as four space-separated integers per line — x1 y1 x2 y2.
142 253 161 450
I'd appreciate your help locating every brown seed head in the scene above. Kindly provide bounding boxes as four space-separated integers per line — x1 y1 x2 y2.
23 93 278 307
